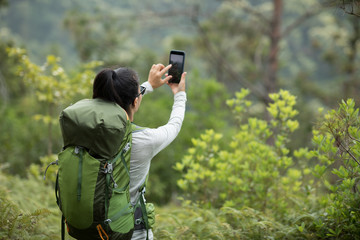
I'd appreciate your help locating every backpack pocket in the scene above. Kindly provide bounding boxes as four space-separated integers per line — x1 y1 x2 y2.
146 203 155 229
58 147 100 229
108 188 134 234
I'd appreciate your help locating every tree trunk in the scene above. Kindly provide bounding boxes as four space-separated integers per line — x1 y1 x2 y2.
264 0 283 103
343 17 360 101
47 103 53 155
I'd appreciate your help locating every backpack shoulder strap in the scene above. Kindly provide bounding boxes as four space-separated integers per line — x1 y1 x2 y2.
131 123 147 133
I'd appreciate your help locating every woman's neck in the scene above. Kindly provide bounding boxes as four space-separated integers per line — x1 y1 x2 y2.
127 109 134 122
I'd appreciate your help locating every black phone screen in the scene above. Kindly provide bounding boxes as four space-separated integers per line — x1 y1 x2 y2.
169 50 185 83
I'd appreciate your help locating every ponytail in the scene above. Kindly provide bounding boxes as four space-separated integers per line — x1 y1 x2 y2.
93 67 139 112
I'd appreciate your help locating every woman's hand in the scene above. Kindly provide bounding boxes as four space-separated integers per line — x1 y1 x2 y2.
168 72 186 95
148 64 173 89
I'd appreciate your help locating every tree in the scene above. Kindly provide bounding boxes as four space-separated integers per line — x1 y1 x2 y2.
327 0 360 16
191 0 324 105
310 9 360 103
63 7 136 65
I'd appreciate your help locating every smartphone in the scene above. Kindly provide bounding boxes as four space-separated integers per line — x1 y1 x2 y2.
168 50 185 83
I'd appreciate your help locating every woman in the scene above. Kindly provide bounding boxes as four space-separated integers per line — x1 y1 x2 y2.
129 64 186 240
93 63 187 240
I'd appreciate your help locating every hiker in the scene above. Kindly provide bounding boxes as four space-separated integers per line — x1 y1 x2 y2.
129 64 186 240
94 63 187 239
56 63 186 240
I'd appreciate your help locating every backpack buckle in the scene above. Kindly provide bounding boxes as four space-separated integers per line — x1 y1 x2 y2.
123 142 131 153
106 163 113 174
74 146 83 154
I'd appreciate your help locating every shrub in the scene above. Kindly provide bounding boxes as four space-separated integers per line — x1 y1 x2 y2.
0 168 59 240
311 99 360 239
153 202 318 240
175 89 315 219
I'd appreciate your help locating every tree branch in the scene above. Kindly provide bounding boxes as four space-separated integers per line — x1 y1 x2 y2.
0 70 9 114
282 5 323 38
191 5 267 102
338 0 360 17
223 0 271 35
339 142 360 166
236 0 270 27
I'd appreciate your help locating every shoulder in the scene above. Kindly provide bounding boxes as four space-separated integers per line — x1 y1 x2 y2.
131 124 166 144
131 124 156 142
132 124 148 133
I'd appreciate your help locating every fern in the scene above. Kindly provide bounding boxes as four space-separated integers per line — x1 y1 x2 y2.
0 167 61 240
0 189 52 240
154 204 320 240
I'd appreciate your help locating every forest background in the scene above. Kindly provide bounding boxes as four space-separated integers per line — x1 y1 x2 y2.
1 0 360 239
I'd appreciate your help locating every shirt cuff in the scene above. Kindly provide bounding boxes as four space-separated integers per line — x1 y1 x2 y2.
141 81 153 95
174 91 187 101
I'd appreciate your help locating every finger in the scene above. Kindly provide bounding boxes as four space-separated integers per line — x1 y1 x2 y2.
160 64 172 75
180 72 187 82
162 75 172 83
149 64 156 72
179 72 187 87
151 63 160 71
155 63 165 70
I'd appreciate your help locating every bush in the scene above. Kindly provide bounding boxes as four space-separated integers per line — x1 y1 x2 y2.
0 167 60 239
310 99 360 239
174 90 360 239
175 89 315 219
154 202 318 240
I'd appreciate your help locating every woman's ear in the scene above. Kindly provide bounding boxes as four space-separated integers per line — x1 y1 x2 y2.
133 97 139 107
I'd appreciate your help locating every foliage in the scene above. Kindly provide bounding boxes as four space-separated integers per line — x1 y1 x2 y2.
1 2 360 239
0 0 7 8
7 47 101 107
173 91 360 239
326 0 360 16
0 168 59 240
309 10 360 104
0 104 48 176
0 190 50 240
63 7 136 64
5 48 101 175
154 202 318 240
1 90 360 239
311 99 360 238
175 89 312 218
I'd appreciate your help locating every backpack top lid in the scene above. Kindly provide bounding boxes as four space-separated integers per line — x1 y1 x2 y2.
59 98 128 159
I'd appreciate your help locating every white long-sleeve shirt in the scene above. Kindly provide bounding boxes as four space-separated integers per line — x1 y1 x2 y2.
130 81 187 240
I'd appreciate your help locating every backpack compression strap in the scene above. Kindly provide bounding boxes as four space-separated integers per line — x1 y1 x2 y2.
75 147 84 201
104 142 132 224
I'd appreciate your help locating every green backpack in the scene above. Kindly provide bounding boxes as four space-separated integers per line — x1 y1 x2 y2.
56 98 134 240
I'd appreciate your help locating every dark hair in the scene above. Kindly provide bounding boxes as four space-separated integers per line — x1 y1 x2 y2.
92 67 139 112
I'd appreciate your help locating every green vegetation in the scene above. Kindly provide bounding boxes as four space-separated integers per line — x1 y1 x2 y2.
0 169 58 239
1 0 360 239
2 89 359 239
